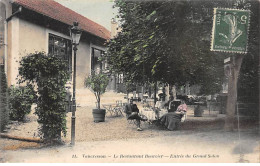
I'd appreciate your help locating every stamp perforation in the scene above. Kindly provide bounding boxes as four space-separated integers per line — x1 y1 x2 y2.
210 8 251 54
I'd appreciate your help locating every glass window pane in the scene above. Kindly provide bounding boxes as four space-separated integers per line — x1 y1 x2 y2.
48 34 72 73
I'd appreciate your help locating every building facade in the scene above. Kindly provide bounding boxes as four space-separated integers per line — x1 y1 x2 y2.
0 0 117 91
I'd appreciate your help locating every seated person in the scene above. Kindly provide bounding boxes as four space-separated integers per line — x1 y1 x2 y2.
153 97 167 119
175 100 188 122
159 100 187 130
176 100 187 113
168 98 181 112
125 98 147 131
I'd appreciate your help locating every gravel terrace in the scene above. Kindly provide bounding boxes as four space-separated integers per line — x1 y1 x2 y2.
0 90 259 153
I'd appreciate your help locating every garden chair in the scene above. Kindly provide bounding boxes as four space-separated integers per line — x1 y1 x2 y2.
114 100 124 116
123 104 148 127
126 113 148 127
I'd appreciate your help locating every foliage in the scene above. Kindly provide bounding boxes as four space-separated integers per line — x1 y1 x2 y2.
18 52 70 143
238 54 259 102
8 85 36 121
0 65 8 132
124 80 137 94
236 0 259 103
85 71 109 110
107 0 227 95
108 0 259 96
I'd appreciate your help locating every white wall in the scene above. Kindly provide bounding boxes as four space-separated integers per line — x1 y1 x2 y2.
7 18 47 85
76 40 91 88
19 19 47 55
1 0 13 75
8 17 105 90
8 17 20 85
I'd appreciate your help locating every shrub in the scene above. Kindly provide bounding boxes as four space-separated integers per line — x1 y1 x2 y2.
0 65 8 132
18 52 70 143
85 71 109 110
9 85 36 121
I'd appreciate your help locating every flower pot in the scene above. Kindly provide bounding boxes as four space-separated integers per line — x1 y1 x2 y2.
92 109 106 122
194 105 204 117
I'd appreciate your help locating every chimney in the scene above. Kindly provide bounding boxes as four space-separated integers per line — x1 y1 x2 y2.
111 18 120 38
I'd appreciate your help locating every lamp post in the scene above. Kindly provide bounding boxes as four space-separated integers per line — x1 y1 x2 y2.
70 22 82 145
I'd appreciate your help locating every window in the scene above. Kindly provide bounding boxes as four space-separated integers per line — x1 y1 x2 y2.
91 48 106 73
49 34 72 72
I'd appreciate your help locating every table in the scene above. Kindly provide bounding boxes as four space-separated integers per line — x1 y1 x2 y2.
102 103 124 117
140 108 168 121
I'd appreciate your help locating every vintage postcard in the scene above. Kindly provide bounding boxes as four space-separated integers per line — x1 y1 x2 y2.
0 0 259 163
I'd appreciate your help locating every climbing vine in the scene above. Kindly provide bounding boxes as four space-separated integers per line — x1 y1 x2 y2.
18 52 70 143
0 65 8 132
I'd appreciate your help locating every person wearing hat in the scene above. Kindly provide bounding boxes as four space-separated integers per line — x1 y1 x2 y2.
125 98 147 131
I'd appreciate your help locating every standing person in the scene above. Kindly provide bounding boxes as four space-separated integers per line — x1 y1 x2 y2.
65 86 72 112
125 98 147 131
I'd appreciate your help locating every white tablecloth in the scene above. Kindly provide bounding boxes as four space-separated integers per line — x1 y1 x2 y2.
140 108 168 121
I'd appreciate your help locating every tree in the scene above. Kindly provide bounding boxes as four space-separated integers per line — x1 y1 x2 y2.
108 0 259 131
224 0 259 130
107 0 226 94
85 71 109 110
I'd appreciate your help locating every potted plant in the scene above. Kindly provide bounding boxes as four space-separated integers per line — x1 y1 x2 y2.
85 71 109 122
194 104 204 117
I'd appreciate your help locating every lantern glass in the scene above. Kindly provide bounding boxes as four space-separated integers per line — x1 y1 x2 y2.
70 22 82 45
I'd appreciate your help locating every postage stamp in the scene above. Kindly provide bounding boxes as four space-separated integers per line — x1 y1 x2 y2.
211 8 250 54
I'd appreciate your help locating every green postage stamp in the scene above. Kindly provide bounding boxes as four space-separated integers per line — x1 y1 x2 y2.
211 8 250 54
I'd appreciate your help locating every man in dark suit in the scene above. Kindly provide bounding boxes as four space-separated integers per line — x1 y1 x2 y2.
125 98 147 131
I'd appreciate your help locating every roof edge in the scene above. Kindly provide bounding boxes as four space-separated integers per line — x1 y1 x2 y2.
12 0 111 40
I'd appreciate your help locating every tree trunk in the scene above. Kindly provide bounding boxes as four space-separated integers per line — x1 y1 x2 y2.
169 84 175 100
148 86 151 98
224 55 244 131
154 82 157 107
259 47 260 135
95 92 100 110
259 0 260 136
97 95 100 110
126 92 129 103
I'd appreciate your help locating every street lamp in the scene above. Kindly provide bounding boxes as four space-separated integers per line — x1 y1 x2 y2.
70 22 82 145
